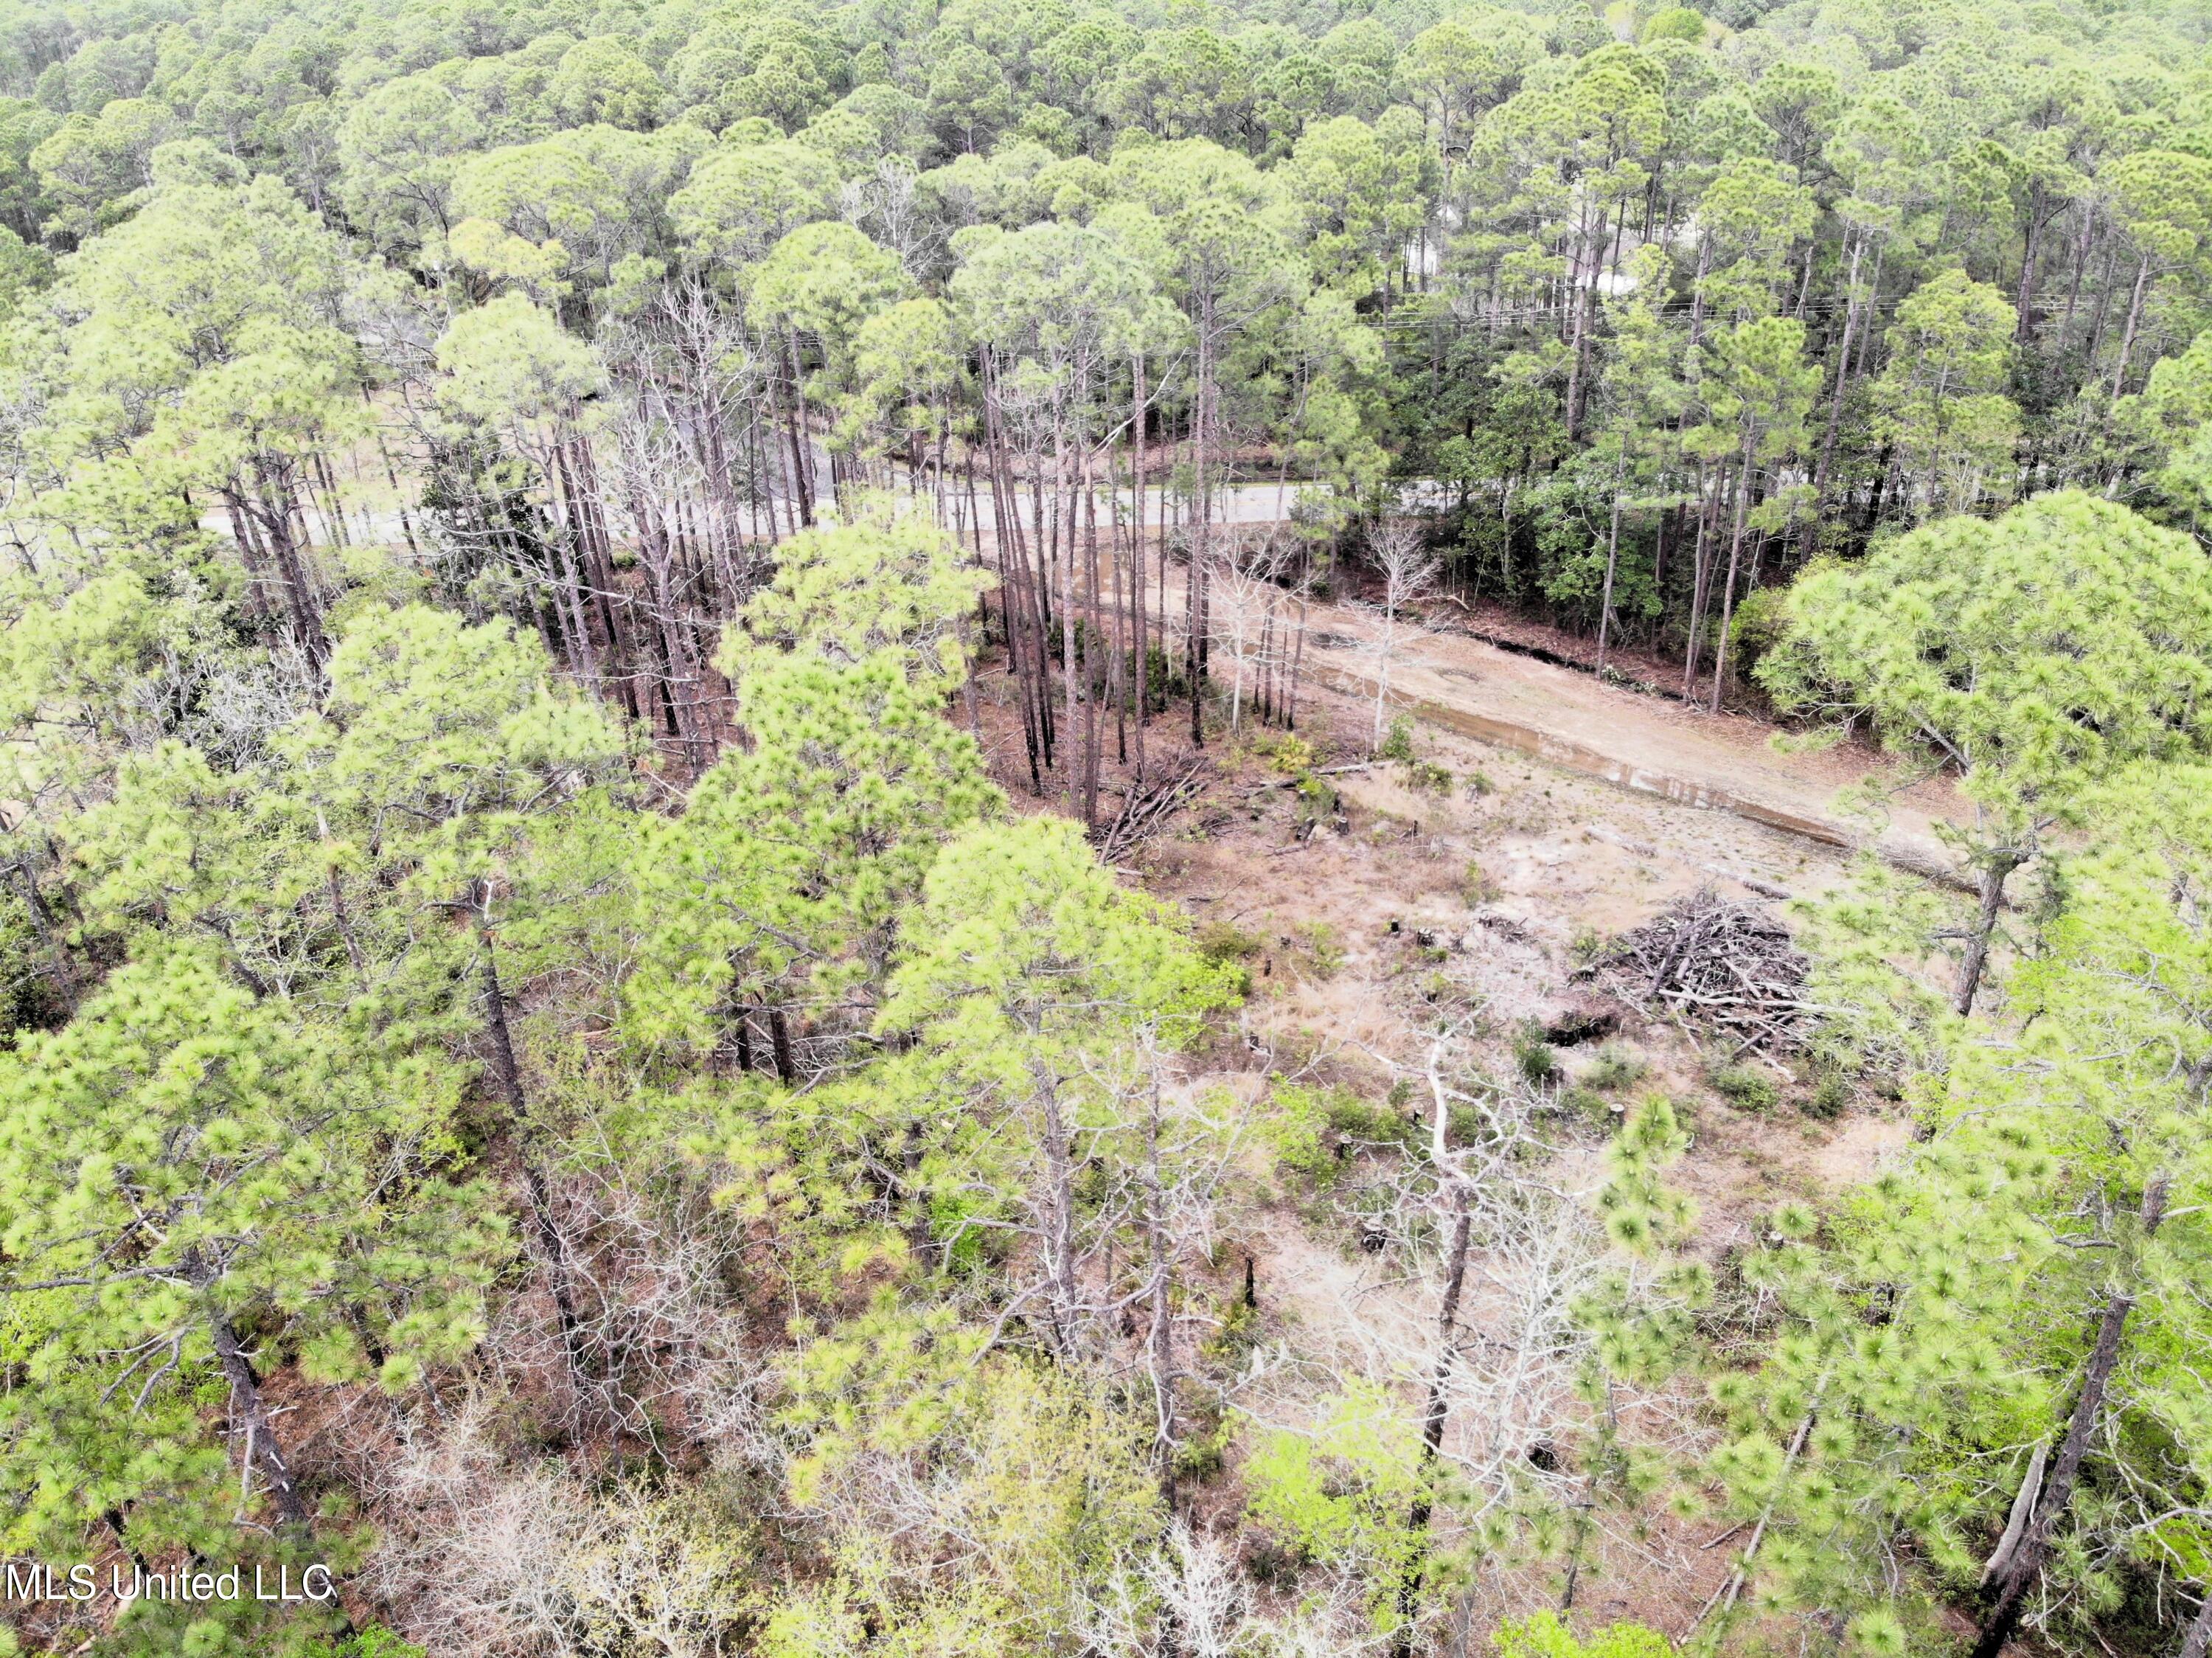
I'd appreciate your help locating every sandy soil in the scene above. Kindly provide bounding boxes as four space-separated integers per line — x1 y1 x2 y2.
1279 594 1969 884
968 644 1926 1645
1126 667 1918 1210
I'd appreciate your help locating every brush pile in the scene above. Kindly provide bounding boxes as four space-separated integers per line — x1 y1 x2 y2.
1096 754 1212 861
1590 887 1815 1052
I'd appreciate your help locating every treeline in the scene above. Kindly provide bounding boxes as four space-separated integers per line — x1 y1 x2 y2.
1 0 2211 755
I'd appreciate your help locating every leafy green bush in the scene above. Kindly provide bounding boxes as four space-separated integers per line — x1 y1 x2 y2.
1728 582 1794 681
1494 1610 1673 1657
1565 1085 1616 1126
1514 1025 1560 1085
1265 1082 1413 1180
1289 918 1346 978
1143 644 1183 707
1196 920 1264 964
1378 715 1417 762
1294 771 1340 832
1245 1381 1424 1581
1253 730 1316 775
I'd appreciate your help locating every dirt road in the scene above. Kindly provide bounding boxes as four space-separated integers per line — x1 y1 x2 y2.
1241 597 1968 884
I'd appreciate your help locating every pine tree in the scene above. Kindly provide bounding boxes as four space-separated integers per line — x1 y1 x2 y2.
0 946 501 1579
1759 491 2212 1013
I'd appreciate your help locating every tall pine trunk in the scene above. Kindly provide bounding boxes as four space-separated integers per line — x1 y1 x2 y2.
1130 358 1150 783
1973 1178 2168 1658
2109 254 2153 401
1955 847 2022 1015
1706 443 1757 715
189 1251 311 1534
1596 451 1626 670
1806 232 1868 557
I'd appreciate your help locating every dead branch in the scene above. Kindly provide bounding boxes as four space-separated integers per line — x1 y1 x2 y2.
1590 887 1812 1053
1097 754 1212 862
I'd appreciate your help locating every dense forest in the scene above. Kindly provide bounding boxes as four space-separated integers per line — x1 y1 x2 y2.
1 0 2211 1653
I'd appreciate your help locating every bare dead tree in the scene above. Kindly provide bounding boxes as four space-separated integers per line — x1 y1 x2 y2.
639 277 769 605
359 1401 754 1657
1220 1011 1676 1650
1207 531 1292 733
1082 1522 1385 1658
842 154 933 275
606 397 720 771
1359 519 1440 754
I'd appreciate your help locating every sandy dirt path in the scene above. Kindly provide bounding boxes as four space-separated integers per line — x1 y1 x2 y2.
1212 594 1970 884
933 476 1969 878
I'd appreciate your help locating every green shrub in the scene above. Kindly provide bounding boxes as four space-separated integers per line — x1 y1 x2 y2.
1203 1291 1259 1365
1464 861 1501 906
1804 1071 1851 1120
1494 1609 1674 1657
1265 1082 1412 1180
1196 920 1264 964
1565 1086 1617 1126
1728 583 1793 680
1143 644 1183 706
1582 1042 1648 1092
1289 918 1345 979
1378 715 1417 762
1327 1089 1413 1145
1253 730 1316 775
312 1632 428 1658
1710 1063 1780 1112
1514 1026 1560 1085
1293 771 1340 831
1173 1411 1232 1481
